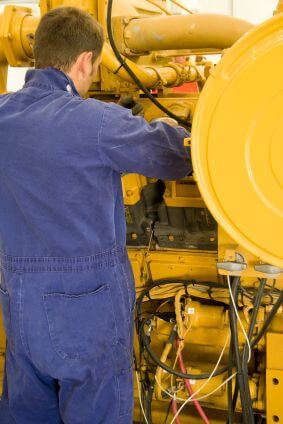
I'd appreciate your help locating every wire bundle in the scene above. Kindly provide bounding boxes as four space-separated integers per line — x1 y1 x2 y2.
135 277 283 424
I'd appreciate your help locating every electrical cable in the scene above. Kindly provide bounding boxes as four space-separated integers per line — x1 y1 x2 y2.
238 280 265 417
137 280 229 380
177 339 210 424
170 366 237 424
226 343 234 424
228 277 253 424
171 397 181 424
230 279 267 421
136 371 149 424
155 375 185 402
189 373 238 403
106 0 191 129
251 289 283 348
227 276 251 363
155 332 230 407
228 279 282 423
140 317 228 379
163 401 173 424
146 384 154 424
136 279 226 320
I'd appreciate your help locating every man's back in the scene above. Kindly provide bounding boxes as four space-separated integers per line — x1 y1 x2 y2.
0 67 191 261
0 68 123 259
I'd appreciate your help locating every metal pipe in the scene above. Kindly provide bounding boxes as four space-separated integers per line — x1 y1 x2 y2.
101 42 159 87
0 7 198 91
102 43 197 87
124 13 254 53
21 14 38 57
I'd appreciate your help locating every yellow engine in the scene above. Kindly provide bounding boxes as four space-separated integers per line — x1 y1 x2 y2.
0 1 283 423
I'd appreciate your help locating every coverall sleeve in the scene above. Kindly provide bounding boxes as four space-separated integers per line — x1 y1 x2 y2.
98 103 192 180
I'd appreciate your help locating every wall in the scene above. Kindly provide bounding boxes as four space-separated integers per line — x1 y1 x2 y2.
197 0 278 22
232 0 278 23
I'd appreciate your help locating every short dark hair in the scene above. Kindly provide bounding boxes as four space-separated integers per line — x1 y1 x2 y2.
34 7 104 71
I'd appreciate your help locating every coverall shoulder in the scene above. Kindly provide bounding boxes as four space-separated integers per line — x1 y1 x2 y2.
0 67 192 424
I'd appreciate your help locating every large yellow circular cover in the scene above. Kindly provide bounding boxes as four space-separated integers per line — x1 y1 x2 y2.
192 14 283 268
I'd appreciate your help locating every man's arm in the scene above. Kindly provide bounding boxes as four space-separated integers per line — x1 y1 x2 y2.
98 103 192 180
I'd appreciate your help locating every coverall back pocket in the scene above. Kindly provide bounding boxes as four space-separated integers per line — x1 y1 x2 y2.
0 287 11 338
43 284 117 361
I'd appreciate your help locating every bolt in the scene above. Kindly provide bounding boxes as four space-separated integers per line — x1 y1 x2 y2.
126 190 133 197
131 233 138 240
168 234 174 242
124 48 132 55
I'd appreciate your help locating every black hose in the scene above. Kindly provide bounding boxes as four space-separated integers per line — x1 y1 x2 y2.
139 317 228 380
239 279 267 422
146 384 154 424
244 279 267 357
237 279 267 416
106 0 191 129
251 290 283 348
229 277 253 424
227 343 234 424
229 280 280 422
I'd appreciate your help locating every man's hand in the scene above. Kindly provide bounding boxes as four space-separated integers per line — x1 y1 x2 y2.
118 96 144 117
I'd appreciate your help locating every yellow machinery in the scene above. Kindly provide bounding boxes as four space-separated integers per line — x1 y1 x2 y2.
0 1 283 423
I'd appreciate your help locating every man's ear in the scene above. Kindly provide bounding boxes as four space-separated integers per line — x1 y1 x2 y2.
92 54 102 74
84 51 93 67
76 51 93 74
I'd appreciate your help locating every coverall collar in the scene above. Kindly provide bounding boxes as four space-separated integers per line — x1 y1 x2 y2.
24 67 80 97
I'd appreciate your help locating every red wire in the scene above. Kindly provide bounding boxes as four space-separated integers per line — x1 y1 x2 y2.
176 339 210 424
171 398 182 424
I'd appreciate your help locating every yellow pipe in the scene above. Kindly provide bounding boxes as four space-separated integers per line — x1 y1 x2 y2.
124 14 254 53
0 10 158 89
21 15 39 58
155 341 173 400
101 43 158 87
102 43 197 87
0 7 198 91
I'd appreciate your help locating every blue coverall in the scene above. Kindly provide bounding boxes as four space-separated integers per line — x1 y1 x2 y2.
0 67 192 423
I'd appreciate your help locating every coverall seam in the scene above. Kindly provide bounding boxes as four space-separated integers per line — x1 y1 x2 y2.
119 263 132 325
0 264 119 273
97 104 113 169
0 245 125 262
19 276 32 357
0 248 126 272
24 82 65 92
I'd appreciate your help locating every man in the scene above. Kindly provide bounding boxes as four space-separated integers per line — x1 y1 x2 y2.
0 7 192 424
